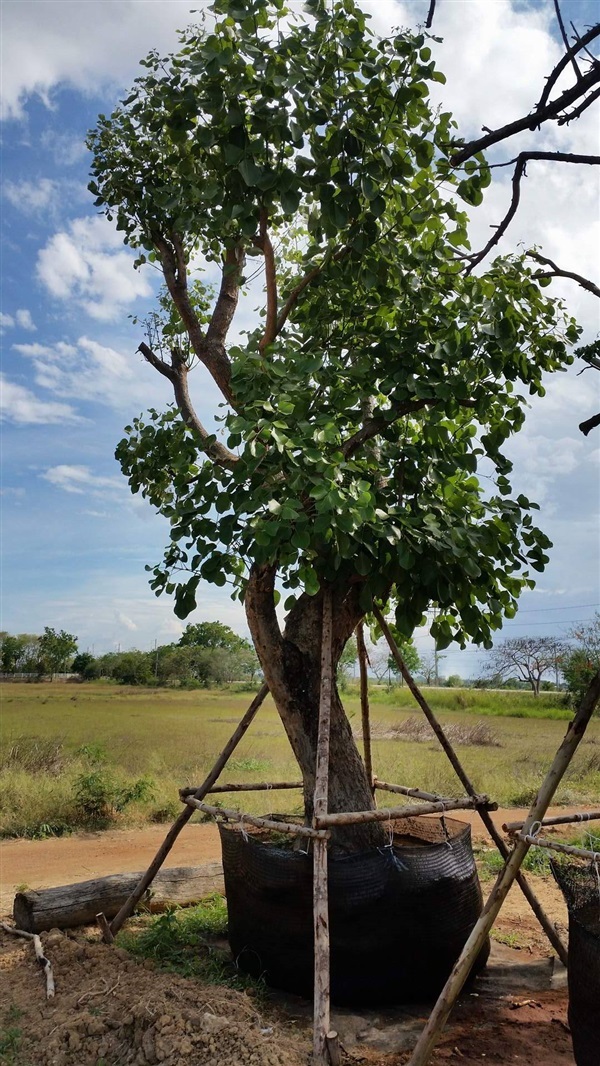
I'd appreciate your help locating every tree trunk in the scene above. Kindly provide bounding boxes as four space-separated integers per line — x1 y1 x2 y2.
245 566 385 851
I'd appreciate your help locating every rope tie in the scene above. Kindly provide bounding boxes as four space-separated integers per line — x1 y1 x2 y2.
378 809 407 871
238 814 249 843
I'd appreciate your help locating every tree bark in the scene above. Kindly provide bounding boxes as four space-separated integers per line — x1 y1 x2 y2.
245 566 384 851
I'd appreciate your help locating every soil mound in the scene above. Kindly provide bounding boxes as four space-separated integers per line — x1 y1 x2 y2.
0 927 308 1066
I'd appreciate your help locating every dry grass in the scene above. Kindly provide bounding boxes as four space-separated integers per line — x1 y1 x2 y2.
364 715 500 747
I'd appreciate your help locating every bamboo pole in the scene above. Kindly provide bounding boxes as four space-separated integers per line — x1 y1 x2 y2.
517 833 600 862
504 810 600 834
356 622 373 789
407 668 600 1066
374 780 447 802
374 605 568 964
315 795 491 829
313 591 334 1066
183 797 328 839
108 683 269 939
179 781 303 797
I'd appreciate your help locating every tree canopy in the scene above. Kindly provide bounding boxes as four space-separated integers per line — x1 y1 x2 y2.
88 0 579 658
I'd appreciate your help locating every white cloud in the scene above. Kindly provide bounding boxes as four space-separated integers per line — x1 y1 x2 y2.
116 610 137 632
40 128 88 166
41 464 123 496
36 216 153 321
1 0 203 121
15 309 36 331
0 312 14 330
3 177 59 214
13 334 168 413
0 374 80 424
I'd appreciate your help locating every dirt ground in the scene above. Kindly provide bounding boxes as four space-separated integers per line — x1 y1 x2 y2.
0 812 583 1065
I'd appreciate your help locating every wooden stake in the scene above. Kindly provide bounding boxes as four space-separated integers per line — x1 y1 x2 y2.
183 797 328 839
315 795 491 828
108 683 268 938
313 591 334 1066
326 1031 342 1066
96 912 115 944
374 605 568 965
180 780 302 797
406 668 600 1066
356 622 373 789
504 810 600 834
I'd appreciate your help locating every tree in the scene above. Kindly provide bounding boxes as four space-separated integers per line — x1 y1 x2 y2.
0 633 40 674
178 620 249 651
71 652 99 680
562 613 600 705
38 628 78 680
89 0 579 849
486 636 565 697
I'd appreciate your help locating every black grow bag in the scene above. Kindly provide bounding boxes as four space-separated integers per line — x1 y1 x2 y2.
219 815 489 1005
552 860 600 1066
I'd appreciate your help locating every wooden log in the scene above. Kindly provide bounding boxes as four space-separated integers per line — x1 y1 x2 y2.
517 832 600 861
108 683 268 938
407 667 600 1066
315 795 492 828
326 1030 342 1066
313 591 333 1066
374 604 568 966
183 797 329 839
356 622 373 790
180 781 302 797
13 864 225 934
504 810 600 834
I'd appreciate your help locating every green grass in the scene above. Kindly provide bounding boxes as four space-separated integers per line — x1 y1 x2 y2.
1 682 599 838
117 894 265 995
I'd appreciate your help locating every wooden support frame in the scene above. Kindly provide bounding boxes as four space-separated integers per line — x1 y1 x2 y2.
406 668 600 1066
182 796 329 839
314 795 494 829
504 810 600 834
356 621 373 789
180 781 302 797
516 832 600 862
105 682 269 940
374 605 569 966
313 590 334 1066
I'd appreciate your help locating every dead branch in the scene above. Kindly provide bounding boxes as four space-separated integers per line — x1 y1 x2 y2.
425 0 436 30
553 0 583 82
451 27 600 166
465 152 600 272
0 923 55 998
580 412 600 436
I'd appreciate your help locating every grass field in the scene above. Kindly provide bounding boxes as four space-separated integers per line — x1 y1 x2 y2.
1 682 599 839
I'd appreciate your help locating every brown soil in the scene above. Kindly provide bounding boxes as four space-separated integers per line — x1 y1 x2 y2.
0 810 588 1065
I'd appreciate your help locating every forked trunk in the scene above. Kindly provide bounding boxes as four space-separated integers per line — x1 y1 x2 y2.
245 566 385 851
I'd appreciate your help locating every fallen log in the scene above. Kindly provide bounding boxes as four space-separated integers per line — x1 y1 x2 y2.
13 863 224 934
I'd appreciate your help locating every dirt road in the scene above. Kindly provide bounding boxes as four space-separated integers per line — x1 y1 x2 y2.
0 805 588 914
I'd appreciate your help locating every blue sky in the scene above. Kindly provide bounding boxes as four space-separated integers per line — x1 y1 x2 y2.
1 0 599 675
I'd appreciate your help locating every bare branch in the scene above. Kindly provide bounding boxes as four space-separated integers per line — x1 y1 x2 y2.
580 412 600 436
425 0 436 30
553 0 583 82
558 84 600 125
465 152 600 272
451 34 600 166
138 341 238 470
527 251 600 299
536 23 599 114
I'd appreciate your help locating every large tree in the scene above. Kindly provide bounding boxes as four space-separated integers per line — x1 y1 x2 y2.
486 636 566 697
89 0 579 848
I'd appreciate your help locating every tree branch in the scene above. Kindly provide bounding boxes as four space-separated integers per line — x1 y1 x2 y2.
557 84 600 125
342 400 435 459
465 152 600 272
579 412 600 436
254 209 278 352
425 0 436 30
526 251 600 299
138 341 238 470
553 0 583 82
274 245 351 338
451 35 600 166
536 23 599 114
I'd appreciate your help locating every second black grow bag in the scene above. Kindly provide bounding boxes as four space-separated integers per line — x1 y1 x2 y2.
219 815 489 1005
552 860 600 1066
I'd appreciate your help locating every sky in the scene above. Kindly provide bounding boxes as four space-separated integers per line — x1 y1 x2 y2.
1 0 599 677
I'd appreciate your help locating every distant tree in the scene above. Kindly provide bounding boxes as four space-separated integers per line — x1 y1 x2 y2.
38 628 78 680
418 652 445 686
71 652 99 680
445 674 463 688
387 638 421 685
0 633 40 674
561 614 600 706
110 650 154 686
486 636 565 697
179 621 249 651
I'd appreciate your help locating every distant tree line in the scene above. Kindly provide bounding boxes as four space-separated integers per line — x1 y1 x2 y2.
0 628 77 680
